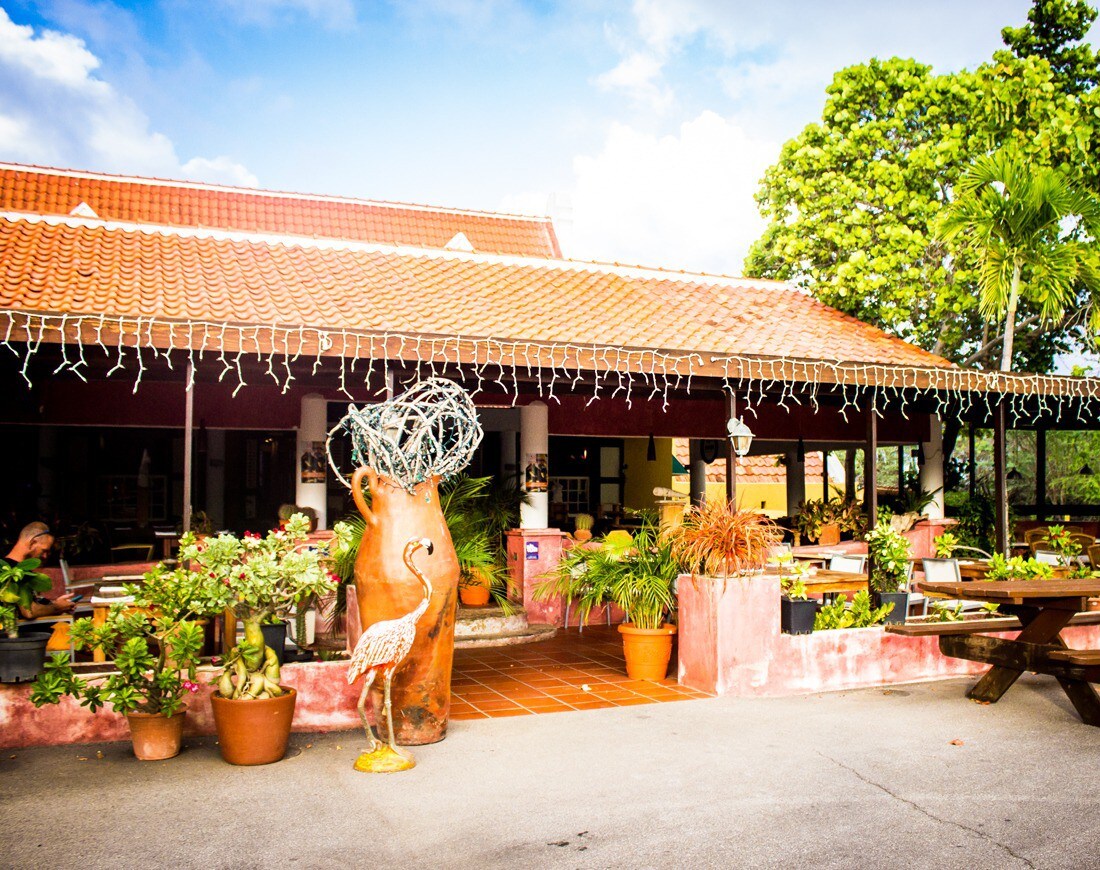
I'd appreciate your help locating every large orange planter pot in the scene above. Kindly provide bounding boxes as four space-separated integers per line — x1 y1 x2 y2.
618 623 677 680
210 688 296 765
126 710 185 761
352 467 460 746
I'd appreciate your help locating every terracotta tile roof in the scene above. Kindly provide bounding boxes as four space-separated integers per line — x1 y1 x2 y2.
0 163 561 258
672 440 829 485
0 213 954 370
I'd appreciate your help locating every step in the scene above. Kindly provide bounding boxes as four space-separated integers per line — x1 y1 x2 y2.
455 604 530 639
455 623 558 649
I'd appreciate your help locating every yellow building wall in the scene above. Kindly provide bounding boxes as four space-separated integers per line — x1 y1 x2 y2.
623 437 673 511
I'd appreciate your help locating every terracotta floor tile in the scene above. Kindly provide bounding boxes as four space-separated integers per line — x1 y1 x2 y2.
450 709 490 720
484 708 530 718
474 699 525 712
567 699 615 710
521 699 572 712
609 697 654 706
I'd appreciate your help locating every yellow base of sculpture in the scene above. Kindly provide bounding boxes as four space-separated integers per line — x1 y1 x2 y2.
353 744 416 773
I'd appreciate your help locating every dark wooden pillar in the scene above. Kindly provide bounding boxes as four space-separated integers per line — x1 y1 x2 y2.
865 404 878 522
968 424 976 500
822 451 830 500
993 400 1009 554
844 449 856 502
726 393 735 505
1036 428 1047 522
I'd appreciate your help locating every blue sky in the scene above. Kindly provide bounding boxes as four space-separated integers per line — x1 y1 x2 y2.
0 1 1081 275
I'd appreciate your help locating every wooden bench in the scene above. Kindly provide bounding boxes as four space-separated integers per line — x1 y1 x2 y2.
885 611 1100 637
1048 649 1100 666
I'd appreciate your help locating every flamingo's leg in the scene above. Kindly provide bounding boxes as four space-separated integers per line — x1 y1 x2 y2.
357 669 378 751
384 670 399 751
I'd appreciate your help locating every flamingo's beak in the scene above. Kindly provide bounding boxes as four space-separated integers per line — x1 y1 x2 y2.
422 538 435 556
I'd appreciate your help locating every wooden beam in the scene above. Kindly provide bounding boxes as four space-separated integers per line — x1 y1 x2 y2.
1036 427 1047 522
725 392 735 505
993 399 1009 554
182 362 194 534
865 402 878 522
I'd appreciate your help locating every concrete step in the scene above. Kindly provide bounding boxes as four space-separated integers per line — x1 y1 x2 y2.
455 623 557 649
455 604 529 638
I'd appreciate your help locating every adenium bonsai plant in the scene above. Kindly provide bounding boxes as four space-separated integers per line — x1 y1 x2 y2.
865 520 911 624
183 514 336 701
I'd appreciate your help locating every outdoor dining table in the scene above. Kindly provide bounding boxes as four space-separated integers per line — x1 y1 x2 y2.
917 578 1100 726
800 569 868 596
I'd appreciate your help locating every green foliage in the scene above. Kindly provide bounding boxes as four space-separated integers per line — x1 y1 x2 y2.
934 532 960 558
0 604 16 637
536 523 679 630
794 498 865 541
985 553 1056 580
813 591 894 631
780 574 808 601
29 575 208 716
926 601 1002 622
865 521 912 593
574 513 594 532
0 557 52 622
1001 0 1100 93
936 145 1100 369
746 17 1100 370
945 489 1004 554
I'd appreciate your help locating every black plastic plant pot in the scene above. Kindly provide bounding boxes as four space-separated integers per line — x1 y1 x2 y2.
781 597 817 635
260 622 287 664
0 634 50 683
876 592 909 624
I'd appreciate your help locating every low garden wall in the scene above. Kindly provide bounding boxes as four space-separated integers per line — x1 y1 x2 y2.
0 659 363 749
676 572 1100 696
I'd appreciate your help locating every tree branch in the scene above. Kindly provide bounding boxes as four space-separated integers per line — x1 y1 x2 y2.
960 313 1044 367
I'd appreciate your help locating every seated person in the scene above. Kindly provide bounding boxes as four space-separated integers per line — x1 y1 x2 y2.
5 522 76 618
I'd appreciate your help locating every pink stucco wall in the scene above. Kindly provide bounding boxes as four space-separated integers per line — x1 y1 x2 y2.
0 659 364 749
677 571 1100 697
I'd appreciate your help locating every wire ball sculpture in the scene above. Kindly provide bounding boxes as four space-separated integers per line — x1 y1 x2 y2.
327 377 484 493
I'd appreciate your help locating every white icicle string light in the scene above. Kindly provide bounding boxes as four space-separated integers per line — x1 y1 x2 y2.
2 310 1100 427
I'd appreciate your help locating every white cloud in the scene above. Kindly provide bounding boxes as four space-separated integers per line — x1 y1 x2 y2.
594 51 673 112
0 9 256 185
503 111 778 276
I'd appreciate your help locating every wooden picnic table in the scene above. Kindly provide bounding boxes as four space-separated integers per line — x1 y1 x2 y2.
801 569 868 596
917 578 1100 726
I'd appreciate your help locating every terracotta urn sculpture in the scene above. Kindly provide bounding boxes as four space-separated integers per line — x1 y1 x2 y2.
329 377 483 748
352 466 460 745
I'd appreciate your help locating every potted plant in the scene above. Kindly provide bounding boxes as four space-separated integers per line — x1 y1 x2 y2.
0 557 54 683
813 590 894 630
573 513 594 542
28 563 211 760
865 520 911 624
187 514 337 765
672 500 782 580
534 539 618 628
607 524 680 680
795 498 866 546
779 571 816 635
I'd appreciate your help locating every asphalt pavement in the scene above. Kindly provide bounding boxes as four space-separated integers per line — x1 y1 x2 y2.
3 675 1100 869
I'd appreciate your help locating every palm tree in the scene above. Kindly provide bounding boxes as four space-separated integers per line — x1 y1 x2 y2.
936 147 1100 371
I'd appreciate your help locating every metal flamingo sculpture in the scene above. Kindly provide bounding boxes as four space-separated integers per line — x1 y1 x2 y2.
348 537 434 762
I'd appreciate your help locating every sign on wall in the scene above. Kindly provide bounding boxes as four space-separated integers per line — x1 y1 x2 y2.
300 441 325 483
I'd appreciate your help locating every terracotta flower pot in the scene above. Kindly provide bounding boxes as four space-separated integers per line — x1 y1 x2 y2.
459 583 491 607
211 688 296 765
817 523 841 546
126 709 185 761
618 623 677 680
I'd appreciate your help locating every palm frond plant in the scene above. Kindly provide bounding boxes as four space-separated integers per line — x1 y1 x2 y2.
533 543 621 627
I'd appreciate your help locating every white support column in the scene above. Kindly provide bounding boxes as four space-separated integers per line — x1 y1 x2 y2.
920 414 945 519
296 393 328 529
785 449 806 514
520 401 549 529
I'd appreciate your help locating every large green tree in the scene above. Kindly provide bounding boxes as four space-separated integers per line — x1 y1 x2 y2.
745 3 1100 371
937 147 1100 370
1002 0 1100 94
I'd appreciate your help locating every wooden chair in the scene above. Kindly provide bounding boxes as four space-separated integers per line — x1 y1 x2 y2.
110 543 153 563
1088 544 1100 569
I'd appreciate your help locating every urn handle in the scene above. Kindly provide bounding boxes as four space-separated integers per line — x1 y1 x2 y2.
351 466 377 526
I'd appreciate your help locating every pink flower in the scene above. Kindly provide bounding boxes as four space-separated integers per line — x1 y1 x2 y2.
181 680 199 694
210 656 220 665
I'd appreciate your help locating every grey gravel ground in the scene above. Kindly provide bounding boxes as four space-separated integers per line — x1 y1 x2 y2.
3 675 1100 869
